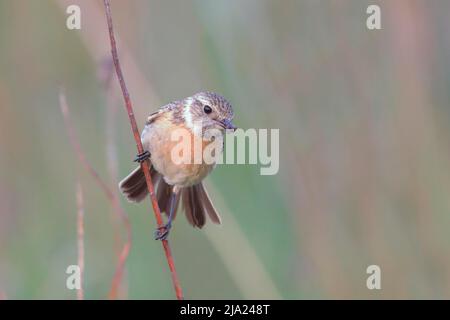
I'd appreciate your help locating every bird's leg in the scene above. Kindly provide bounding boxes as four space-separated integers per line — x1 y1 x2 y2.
134 150 150 163
154 188 178 241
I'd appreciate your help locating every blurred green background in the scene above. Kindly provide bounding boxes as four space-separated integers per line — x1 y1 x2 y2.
1 0 450 299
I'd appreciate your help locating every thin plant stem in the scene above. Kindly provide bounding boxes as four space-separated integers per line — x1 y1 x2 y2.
76 180 85 300
103 0 183 299
59 91 132 300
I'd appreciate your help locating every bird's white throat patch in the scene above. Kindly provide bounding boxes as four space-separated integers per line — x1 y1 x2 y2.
183 97 202 136
183 97 194 129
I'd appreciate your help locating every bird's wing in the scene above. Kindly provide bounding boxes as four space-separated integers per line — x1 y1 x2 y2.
145 101 180 125
145 110 161 125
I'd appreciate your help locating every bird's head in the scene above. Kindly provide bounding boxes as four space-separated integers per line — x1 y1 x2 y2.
182 91 236 134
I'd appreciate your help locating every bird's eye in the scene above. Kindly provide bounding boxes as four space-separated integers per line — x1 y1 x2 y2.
203 105 212 114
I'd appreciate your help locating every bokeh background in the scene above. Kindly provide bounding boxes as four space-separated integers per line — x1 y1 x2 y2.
1 0 450 299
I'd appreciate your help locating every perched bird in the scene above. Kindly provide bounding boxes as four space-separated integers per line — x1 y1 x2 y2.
119 91 236 240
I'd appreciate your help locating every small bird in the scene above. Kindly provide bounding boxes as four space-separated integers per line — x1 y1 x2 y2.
119 91 236 240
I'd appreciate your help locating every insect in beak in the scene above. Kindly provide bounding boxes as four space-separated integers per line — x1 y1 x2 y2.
220 119 237 131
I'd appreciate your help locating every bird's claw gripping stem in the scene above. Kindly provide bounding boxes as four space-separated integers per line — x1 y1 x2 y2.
134 150 150 163
154 223 172 241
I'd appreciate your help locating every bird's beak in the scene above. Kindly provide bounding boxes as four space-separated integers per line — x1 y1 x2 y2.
221 119 237 131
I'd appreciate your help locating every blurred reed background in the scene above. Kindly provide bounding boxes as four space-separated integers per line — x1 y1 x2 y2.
1 0 450 299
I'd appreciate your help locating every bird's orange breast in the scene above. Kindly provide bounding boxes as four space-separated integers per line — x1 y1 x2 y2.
141 115 217 187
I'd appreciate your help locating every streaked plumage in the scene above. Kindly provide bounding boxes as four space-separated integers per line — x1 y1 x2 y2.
119 92 235 229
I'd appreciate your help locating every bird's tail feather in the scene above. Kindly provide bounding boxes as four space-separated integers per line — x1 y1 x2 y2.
119 165 160 203
119 167 221 227
156 178 181 218
182 182 221 228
